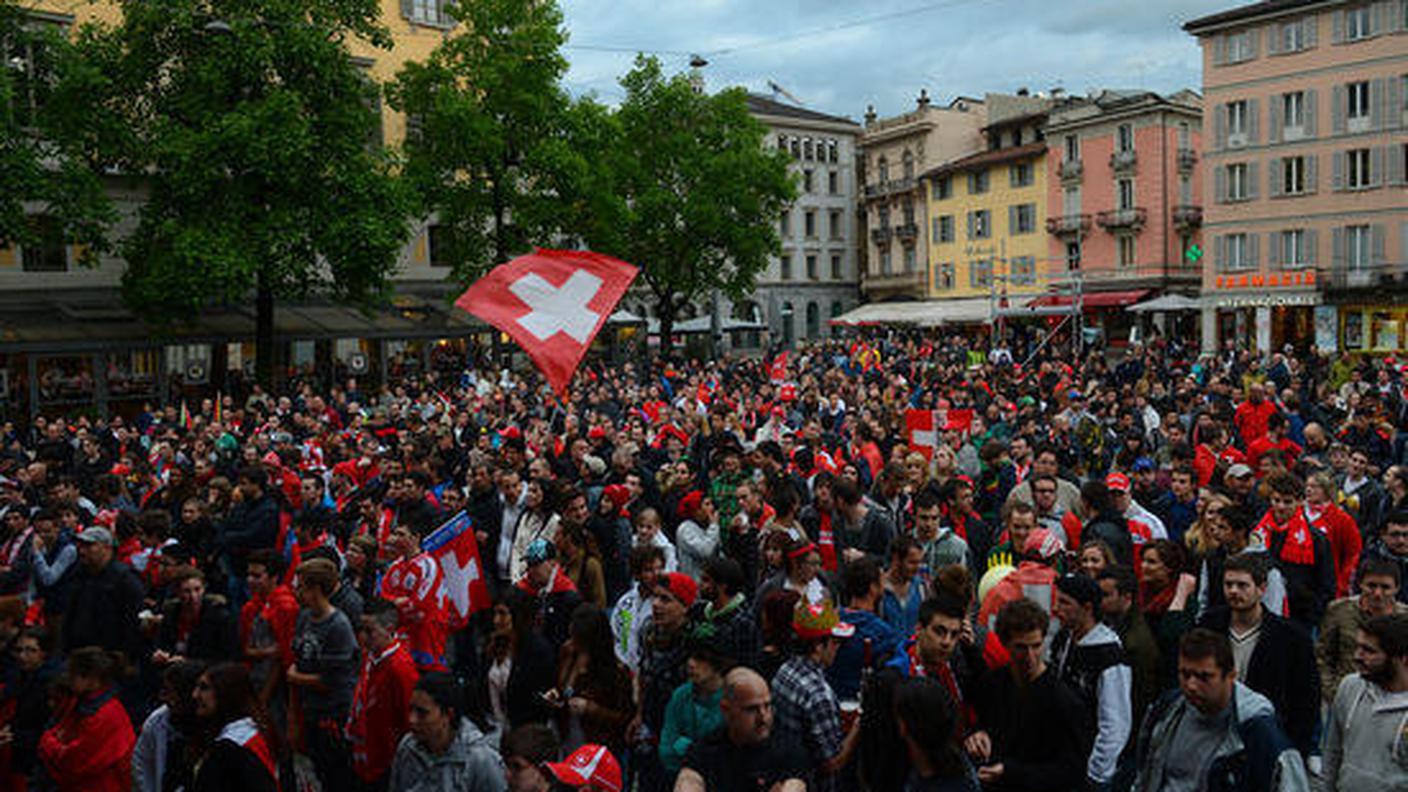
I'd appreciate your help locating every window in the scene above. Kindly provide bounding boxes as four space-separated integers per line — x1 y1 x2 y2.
937 215 955 243
969 259 993 288
1117 123 1134 153
1066 241 1081 270
20 216 66 273
878 158 889 184
1010 163 1034 187
878 206 891 228
828 140 838 163
806 303 820 339
828 170 839 195
1064 134 1079 162
1283 156 1307 194
830 254 842 279
1226 233 1251 270
1228 30 1254 62
803 170 814 193
806 254 818 280
933 177 952 200
879 249 892 274
427 224 454 268
804 210 816 237
1347 81 1370 127
780 212 791 237
1282 19 1306 51
1010 129 1023 147
969 169 990 195
1347 148 1372 188
776 135 787 151
936 262 955 290
903 246 916 273
781 253 793 280
830 300 843 321
967 210 991 240
5 24 59 129
1346 225 1370 268
1012 204 1036 234
1228 163 1250 200
902 150 915 180
1228 100 1249 141
407 0 451 26
1179 121 1191 148
803 139 814 160
1117 179 1135 211
1283 91 1305 129
791 139 801 159
1118 236 1136 268
1010 255 1036 285
1280 229 1308 266
1345 6 1372 40
829 210 843 240
902 200 915 226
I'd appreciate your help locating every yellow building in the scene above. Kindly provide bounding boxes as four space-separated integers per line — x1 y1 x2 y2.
923 94 1052 307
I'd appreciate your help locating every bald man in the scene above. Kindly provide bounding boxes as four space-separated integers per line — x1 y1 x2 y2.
674 668 807 792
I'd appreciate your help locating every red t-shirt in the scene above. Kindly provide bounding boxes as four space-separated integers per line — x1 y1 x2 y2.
348 642 420 783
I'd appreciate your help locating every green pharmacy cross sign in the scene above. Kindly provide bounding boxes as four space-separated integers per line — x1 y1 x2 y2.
1186 244 1204 263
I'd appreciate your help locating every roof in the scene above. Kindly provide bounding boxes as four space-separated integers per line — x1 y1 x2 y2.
745 94 859 127
831 297 1028 327
1183 0 1324 33
921 141 1046 180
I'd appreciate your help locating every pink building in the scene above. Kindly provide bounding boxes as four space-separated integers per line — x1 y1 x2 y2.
1037 91 1204 344
1186 0 1408 355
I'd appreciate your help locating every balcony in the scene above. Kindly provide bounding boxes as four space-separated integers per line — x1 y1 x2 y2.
894 222 918 240
1325 265 1405 290
1177 147 1198 173
1097 207 1148 232
1110 149 1137 173
861 269 926 299
1172 205 1202 231
1045 213 1092 237
1059 160 1083 183
870 226 892 245
863 177 916 200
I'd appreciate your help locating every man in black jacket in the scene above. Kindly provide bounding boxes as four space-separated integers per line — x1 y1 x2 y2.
62 527 145 661
216 466 280 603
1080 480 1134 567
1197 553 1319 756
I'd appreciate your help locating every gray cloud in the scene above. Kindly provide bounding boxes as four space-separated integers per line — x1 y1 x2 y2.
560 0 1228 115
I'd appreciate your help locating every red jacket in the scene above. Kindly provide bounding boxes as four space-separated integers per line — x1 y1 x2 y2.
1246 435 1303 473
240 584 300 668
38 688 134 792
1234 400 1278 446
1306 502 1362 597
379 554 450 671
348 641 419 783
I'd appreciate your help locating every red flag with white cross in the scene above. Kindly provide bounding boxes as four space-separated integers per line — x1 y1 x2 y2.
905 409 940 460
455 248 639 397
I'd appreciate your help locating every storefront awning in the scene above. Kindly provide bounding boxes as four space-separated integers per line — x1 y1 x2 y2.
1126 294 1200 313
830 297 1029 327
1027 289 1149 310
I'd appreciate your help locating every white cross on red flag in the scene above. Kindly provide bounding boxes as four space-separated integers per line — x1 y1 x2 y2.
455 248 639 397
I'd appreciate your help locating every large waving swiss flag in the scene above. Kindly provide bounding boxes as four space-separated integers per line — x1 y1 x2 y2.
455 248 639 397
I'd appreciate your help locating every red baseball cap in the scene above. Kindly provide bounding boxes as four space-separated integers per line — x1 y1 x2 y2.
656 572 698 608
546 744 622 792
1105 472 1131 493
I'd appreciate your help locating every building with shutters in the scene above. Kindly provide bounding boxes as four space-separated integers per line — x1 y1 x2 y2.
1034 89 1204 346
921 93 1053 309
0 0 501 418
1185 0 1408 355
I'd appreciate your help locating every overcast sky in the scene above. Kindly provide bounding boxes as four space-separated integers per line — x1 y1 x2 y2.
558 0 1231 118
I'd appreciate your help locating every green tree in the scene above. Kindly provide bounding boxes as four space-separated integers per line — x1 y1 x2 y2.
0 2 114 260
389 0 587 284
581 57 796 350
80 0 409 383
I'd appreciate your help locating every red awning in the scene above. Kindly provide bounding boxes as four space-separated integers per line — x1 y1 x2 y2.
1027 289 1150 309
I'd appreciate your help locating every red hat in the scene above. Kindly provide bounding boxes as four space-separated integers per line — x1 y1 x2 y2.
498 426 522 441
546 744 622 792
657 572 698 608
261 451 281 468
331 460 360 482
588 425 608 440
1105 472 1131 493
602 484 631 510
779 382 797 402
677 490 704 520
1023 528 1063 561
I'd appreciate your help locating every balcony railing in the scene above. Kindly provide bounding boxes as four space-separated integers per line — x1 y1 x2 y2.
861 269 926 297
894 222 918 240
1059 160 1083 182
863 177 916 200
1172 205 1203 231
1177 147 1198 172
871 226 892 245
1045 213 1092 236
1110 149 1137 173
1325 265 1405 289
1096 207 1148 232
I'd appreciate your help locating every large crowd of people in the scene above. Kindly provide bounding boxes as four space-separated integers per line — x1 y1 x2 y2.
0 330 1405 792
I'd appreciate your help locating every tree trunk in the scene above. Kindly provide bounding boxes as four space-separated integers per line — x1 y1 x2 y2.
255 274 276 387
657 300 674 357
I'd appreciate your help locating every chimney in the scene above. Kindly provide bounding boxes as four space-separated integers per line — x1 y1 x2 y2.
864 104 877 126
917 89 931 109
1017 87 1030 97
1051 87 1066 98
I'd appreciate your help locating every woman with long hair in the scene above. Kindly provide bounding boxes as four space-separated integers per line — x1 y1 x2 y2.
894 676 980 791
755 589 802 682
1304 471 1363 598
1184 492 1233 559
37 647 136 792
1139 539 1196 685
507 478 560 583
0 627 60 792
388 673 507 792
480 596 555 734
549 604 633 757
189 662 281 792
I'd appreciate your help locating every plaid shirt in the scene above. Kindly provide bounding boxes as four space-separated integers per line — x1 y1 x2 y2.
772 654 842 792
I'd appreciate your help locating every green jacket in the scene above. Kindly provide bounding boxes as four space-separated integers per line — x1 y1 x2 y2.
1317 597 1408 704
659 681 724 773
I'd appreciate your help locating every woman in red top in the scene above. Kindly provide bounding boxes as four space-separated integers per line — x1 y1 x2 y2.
1305 472 1363 598
38 647 136 792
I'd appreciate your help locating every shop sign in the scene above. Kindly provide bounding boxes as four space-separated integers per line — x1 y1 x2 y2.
1213 293 1319 309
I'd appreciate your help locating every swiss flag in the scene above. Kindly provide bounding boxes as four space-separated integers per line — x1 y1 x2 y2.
906 409 940 460
455 248 639 396
768 351 789 384
420 511 491 629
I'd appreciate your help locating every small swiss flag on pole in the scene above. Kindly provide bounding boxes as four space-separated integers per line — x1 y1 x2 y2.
455 248 640 397
420 511 492 629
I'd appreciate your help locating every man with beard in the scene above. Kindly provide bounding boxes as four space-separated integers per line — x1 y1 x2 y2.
1318 557 1408 703
1006 446 1082 515
1322 613 1408 791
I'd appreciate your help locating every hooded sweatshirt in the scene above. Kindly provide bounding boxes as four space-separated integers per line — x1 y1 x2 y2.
1323 673 1408 792
386 717 507 792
